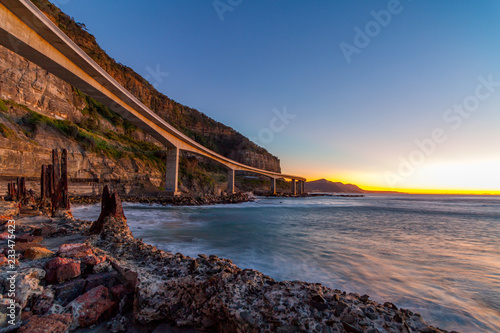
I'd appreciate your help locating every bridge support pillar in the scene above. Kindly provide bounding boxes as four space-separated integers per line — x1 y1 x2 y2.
291 179 297 195
270 178 276 195
165 147 179 196
297 180 305 195
227 169 235 194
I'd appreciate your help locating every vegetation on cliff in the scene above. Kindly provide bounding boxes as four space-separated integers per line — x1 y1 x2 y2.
30 0 280 173
0 0 286 194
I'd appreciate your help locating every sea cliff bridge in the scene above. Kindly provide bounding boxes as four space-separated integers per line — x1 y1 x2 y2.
0 0 306 195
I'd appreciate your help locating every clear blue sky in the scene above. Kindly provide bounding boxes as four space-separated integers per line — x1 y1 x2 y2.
55 0 500 192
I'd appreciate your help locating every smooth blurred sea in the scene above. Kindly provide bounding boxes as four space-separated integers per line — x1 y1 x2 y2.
73 194 500 332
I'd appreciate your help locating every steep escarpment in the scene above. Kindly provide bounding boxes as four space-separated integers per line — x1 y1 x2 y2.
0 0 281 194
28 0 280 173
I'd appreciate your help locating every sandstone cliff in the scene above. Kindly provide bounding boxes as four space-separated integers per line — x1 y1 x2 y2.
0 0 282 193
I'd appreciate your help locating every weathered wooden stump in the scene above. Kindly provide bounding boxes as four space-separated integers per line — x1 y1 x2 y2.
39 149 71 216
6 181 17 201
89 185 126 234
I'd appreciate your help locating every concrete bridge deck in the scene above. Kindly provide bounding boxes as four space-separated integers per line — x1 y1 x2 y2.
0 0 306 195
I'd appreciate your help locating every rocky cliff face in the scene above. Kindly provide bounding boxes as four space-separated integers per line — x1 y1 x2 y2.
0 0 282 192
0 46 165 188
0 46 84 122
29 0 280 173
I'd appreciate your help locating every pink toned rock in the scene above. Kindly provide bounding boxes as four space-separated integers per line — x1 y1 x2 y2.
58 243 88 254
58 243 95 260
45 257 81 283
19 313 72 333
45 257 72 283
0 232 9 240
70 285 116 328
56 261 81 283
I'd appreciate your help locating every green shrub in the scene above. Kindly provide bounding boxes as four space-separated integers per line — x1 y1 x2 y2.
0 100 8 112
0 123 17 138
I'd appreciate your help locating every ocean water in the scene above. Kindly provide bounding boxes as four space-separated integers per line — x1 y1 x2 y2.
73 194 500 332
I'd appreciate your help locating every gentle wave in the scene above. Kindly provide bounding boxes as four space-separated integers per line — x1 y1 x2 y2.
73 194 500 332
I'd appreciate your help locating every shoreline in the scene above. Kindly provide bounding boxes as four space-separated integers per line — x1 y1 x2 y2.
0 197 451 332
69 192 365 206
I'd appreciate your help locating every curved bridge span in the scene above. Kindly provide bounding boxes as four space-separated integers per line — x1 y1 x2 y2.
0 0 306 195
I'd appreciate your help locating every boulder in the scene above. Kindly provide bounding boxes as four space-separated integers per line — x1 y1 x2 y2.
45 257 81 284
3 243 46 255
32 288 54 315
58 243 94 260
84 271 120 293
56 261 81 283
58 243 88 254
24 247 55 260
52 278 86 306
0 268 45 309
17 235 43 244
18 313 72 333
69 285 116 328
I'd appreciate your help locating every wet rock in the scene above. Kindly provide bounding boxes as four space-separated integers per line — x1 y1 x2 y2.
69 285 116 328
18 313 72 333
23 247 55 260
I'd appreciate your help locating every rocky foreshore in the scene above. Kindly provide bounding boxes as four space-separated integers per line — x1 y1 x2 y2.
70 192 252 206
0 197 453 333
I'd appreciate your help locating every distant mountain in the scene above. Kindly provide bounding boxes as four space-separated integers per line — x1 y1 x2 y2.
305 179 364 193
305 179 407 194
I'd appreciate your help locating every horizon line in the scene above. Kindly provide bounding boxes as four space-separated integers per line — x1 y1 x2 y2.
311 178 500 195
